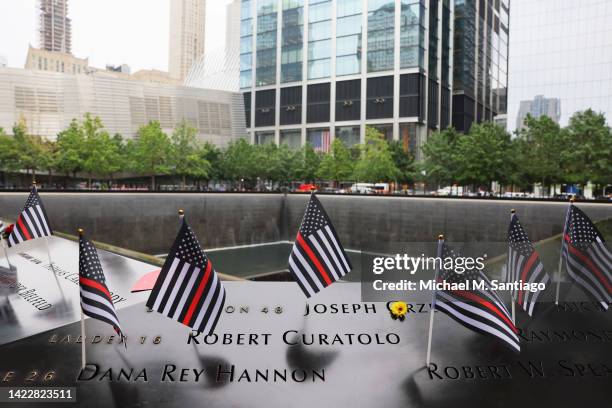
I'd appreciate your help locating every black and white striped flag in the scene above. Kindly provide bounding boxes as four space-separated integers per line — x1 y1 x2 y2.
506 212 549 316
146 217 226 334
562 204 611 309
435 241 520 352
288 194 352 297
79 232 125 342
7 186 52 247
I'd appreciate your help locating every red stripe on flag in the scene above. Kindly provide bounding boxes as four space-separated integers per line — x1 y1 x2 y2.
296 232 332 286
452 289 518 334
518 252 538 305
80 276 112 301
17 216 31 240
565 240 612 294
182 261 213 326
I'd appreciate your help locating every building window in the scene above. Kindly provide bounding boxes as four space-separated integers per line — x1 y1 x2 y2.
255 131 275 144
336 0 362 76
256 0 278 86
280 85 302 125
308 0 332 79
243 92 252 127
335 79 361 121
280 129 302 149
399 123 417 155
366 76 394 119
335 125 360 147
255 89 276 127
400 1 425 69
399 73 424 118
281 0 303 83
369 123 393 142
306 127 331 153
307 82 330 123
240 0 254 88
367 0 395 72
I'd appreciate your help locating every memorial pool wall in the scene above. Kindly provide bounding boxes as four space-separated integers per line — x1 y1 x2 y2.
1 192 610 255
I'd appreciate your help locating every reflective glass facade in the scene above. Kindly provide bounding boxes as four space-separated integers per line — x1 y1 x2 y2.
336 0 362 76
308 0 332 79
240 0 254 88
281 0 304 83
400 1 425 69
367 0 395 72
256 0 278 86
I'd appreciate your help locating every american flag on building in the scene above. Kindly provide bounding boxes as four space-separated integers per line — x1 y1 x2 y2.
506 212 549 316
434 241 520 352
146 217 226 334
311 130 330 153
7 186 52 247
288 194 352 297
561 204 611 309
79 232 125 342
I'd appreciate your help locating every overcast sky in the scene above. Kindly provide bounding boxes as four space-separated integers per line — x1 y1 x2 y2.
0 0 232 72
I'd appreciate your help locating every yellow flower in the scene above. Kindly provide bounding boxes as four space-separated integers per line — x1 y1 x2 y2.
390 301 408 319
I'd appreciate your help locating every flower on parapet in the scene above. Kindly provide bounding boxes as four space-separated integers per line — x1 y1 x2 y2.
390 301 408 320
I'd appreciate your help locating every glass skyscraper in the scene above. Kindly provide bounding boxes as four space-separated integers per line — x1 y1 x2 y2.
452 0 509 132
239 0 505 157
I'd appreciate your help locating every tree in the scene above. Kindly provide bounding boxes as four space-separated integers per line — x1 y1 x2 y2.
317 138 354 185
514 114 565 194
221 138 256 188
420 127 461 188
388 140 416 186
295 143 322 183
132 121 172 190
455 122 514 192
55 119 86 180
198 142 222 181
81 114 122 188
353 127 399 183
563 109 612 189
0 128 20 174
170 120 210 188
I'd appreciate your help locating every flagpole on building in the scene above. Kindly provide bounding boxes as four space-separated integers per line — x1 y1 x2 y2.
78 228 87 369
554 197 573 305
33 181 64 298
426 234 444 367
510 209 516 324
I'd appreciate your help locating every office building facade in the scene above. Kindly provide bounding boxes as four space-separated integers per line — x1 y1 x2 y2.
516 94 561 130
38 0 72 54
0 68 246 147
169 0 207 82
239 0 455 158
452 0 509 133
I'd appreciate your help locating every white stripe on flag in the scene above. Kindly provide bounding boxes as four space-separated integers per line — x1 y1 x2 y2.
192 273 220 329
292 248 324 291
436 296 520 352
34 205 51 236
28 206 45 238
324 225 350 272
589 243 612 283
153 258 180 311
81 300 120 329
171 264 200 320
288 255 315 297
21 211 38 239
202 284 225 334
527 273 549 316
566 256 611 306
308 234 339 281
319 228 346 276
162 262 191 316
80 290 118 321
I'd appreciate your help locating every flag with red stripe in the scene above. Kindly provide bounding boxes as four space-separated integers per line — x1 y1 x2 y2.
7 187 52 247
506 212 549 316
79 233 125 342
561 205 611 309
146 217 225 334
434 241 520 352
288 194 352 297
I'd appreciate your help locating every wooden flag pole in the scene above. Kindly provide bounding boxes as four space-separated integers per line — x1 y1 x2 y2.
426 235 444 367
554 197 573 305
78 228 86 369
510 209 516 324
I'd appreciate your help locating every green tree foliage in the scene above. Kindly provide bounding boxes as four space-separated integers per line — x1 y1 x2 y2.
420 127 461 187
221 138 256 186
388 140 416 185
0 128 21 173
171 120 211 187
317 138 354 184
55 119 85 178
563 109 611 188
296 143 322 183
132 121 172 190
81 113 123 187
353 127 399 182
